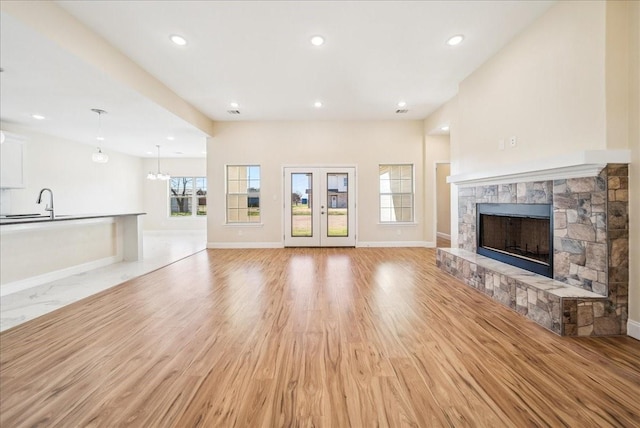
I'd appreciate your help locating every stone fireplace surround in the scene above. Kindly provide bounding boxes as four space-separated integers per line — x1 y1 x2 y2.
436 154 629 337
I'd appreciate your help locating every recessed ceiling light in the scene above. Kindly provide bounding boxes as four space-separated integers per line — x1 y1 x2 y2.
170 34 187 46
32 114 45 120
230 102 239 109
201 151 207 154
441 125 450 131
314 101 323 108
167 136 175 141
397 101 407 108
310 35 325 46
446 34 464 46
146 151 153 155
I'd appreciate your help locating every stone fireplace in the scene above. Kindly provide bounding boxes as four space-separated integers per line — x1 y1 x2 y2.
437 159 629 337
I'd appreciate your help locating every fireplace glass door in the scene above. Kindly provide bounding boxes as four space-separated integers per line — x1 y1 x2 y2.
477 203 553 277
480 215 550 264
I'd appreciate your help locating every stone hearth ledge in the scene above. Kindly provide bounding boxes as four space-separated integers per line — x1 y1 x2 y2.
441 248 604 298
436 248 609 335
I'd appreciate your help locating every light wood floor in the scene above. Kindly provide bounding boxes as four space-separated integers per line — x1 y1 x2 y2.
1 247 639 427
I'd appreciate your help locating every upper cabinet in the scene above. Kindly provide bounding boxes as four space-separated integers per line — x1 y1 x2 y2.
0 132 25 188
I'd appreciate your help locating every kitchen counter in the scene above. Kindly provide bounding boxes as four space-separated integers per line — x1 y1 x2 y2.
0 212 146 225
1 213 146 296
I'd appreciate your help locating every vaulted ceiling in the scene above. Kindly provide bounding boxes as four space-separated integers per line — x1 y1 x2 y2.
0 1 555 157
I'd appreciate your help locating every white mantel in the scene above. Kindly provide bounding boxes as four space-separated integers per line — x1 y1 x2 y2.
448 150 631 187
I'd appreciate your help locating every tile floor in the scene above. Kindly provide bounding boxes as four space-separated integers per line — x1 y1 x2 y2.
0 230 206 332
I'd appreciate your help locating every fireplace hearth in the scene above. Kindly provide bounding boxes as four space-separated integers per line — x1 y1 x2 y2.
477 203 553 278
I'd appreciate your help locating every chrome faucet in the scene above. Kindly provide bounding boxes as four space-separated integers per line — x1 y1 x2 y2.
36 188 54 220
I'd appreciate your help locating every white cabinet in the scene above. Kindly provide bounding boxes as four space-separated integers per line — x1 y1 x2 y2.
0 135 25 188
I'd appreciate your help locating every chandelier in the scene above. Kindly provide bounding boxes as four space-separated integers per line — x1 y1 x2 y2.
147 145 170 180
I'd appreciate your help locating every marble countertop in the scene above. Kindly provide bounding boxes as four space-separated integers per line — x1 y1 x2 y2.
0 212 146 226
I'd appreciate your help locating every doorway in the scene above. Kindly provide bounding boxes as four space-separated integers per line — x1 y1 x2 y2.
436 162 451 243
284 167 356 247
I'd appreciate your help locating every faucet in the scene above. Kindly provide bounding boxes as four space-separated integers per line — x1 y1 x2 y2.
36 188 54 220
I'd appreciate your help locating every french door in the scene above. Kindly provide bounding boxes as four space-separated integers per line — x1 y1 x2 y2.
284 167 356 247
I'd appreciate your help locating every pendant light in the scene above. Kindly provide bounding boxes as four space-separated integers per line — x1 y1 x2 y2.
92 147 109 163
147 145 170 180
91 109 109 163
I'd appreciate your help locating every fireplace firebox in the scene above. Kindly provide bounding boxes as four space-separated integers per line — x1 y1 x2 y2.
476 203 553 277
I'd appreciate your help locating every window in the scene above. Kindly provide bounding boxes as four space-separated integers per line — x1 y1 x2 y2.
379 164 413 222
170 177 207 217
226 165 261 223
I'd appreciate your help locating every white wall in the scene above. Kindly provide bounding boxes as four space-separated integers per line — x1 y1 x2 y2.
207 121 426 247
423 98 458 246
454 0 608 174
0 122 143 216
142 157 207 230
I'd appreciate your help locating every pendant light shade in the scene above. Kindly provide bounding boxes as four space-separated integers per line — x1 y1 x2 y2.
147 145 170 180
91 109 109 163
92 147 109 163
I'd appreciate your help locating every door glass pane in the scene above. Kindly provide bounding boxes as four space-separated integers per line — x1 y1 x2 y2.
327 173 348 237
291 173 312 237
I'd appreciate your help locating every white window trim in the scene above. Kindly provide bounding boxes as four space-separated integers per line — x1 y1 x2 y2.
378 163 415 223
168 176 207 218
225 164 261 224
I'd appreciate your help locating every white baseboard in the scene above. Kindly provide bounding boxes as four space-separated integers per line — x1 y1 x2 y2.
357 241 434 248
207 241 437 249
207 241 284 249
145 229 205 236
0 255 120 297
437 232 451 240
628 319 640 340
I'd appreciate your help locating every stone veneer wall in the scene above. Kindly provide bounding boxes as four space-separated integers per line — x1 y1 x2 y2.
456 164 629 336
552 171 608 294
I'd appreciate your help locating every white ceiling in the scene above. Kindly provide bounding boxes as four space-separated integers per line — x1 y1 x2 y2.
0 1 556 158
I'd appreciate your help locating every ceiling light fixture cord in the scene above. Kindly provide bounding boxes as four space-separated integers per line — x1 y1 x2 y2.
91 108 107 141
97 111 102 140
91 109 109 163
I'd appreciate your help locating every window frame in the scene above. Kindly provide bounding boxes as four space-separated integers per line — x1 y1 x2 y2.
168 176 207 218
378 163 415 223
225 164 261 224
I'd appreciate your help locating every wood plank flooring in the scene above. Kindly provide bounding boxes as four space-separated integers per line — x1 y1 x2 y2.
1 247 639 427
